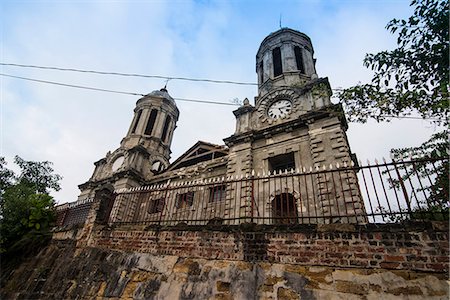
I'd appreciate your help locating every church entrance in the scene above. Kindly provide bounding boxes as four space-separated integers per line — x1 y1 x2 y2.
272 193 298 224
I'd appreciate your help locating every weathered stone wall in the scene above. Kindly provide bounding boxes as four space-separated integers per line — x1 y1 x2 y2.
90 222 449 274
1 239 448 300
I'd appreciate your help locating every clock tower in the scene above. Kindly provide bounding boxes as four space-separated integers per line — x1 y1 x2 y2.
224 28 366 223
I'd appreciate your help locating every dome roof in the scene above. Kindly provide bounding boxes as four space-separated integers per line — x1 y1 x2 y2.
145 88 175 102
257 28 313 59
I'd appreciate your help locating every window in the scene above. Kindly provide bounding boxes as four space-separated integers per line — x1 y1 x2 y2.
259 61 264 83
209 185 226 203
272 47 283 77
268 152 295 173
176 191 195 209
294 46 304 74
161 115 172 143
148 198 165 214
131 110 142 134
272 193 298 224
144 109 158 135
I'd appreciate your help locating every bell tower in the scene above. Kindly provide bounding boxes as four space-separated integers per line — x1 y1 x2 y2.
121 88 179 172
224 28 366 223
256 28 319 99
76 88 179 203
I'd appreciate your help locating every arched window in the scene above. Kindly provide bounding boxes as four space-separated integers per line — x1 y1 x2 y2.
272 47 283 77
294 46 304 74
161 115 172 142
131 110 142 134
144 109 158 135
95 188 115 224
259 61 264 83
272 193 298 224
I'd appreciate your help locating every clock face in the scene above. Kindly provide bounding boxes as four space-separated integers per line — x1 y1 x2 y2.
267 99 292 119
111 156 125 172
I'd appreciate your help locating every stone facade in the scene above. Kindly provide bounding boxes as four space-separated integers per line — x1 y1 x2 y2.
2 222 448 299
71 27 366 229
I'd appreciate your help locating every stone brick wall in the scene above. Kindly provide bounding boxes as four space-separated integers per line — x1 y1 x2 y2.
90 222 448 274
2 239 448 300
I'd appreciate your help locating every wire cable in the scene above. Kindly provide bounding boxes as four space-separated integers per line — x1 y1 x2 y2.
1 73 146 97
0 62 258 86
1 72 445 117
0 73 240 106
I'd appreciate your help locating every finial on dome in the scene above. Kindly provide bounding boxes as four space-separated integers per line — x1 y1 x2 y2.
161 78 170 92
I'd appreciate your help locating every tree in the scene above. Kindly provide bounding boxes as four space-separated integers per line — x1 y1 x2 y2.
338 0 448 220
338 0 448 124
0 156 62 253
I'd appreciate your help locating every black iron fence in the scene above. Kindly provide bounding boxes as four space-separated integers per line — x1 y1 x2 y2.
55 198 94 227
107 157 448 225
55 157 448 227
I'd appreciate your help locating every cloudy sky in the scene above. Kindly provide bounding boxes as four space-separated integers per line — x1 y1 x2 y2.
1 0 439 204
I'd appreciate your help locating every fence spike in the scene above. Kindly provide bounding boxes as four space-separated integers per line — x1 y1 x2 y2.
257 172 260 177
284 169 288 175
315 165 319 171
251 169 255 176
262 170 266 176
375 158 379 164
322 165 326 171
350 160 355 167
309 166 312 172
296 168 300 174
268 170 272 176
365 159 369 166
382 157 387 163
357 160 362 167
329 164 333 170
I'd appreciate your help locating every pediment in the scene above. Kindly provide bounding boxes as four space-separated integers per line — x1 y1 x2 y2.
167 141 228 171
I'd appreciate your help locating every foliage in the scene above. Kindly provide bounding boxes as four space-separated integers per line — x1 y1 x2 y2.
14 155 62 193
337 0 449 222
0 156 61 253
0 157 15 195
338 0 449 124
391 132 448 203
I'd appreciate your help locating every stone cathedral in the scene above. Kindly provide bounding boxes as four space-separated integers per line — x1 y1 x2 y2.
76 28 366 225
7 28 447 300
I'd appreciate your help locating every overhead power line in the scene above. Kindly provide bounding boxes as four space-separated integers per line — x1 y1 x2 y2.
1 73 145 97
0 73 239 106
0 62 258 86
1 72 443 120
